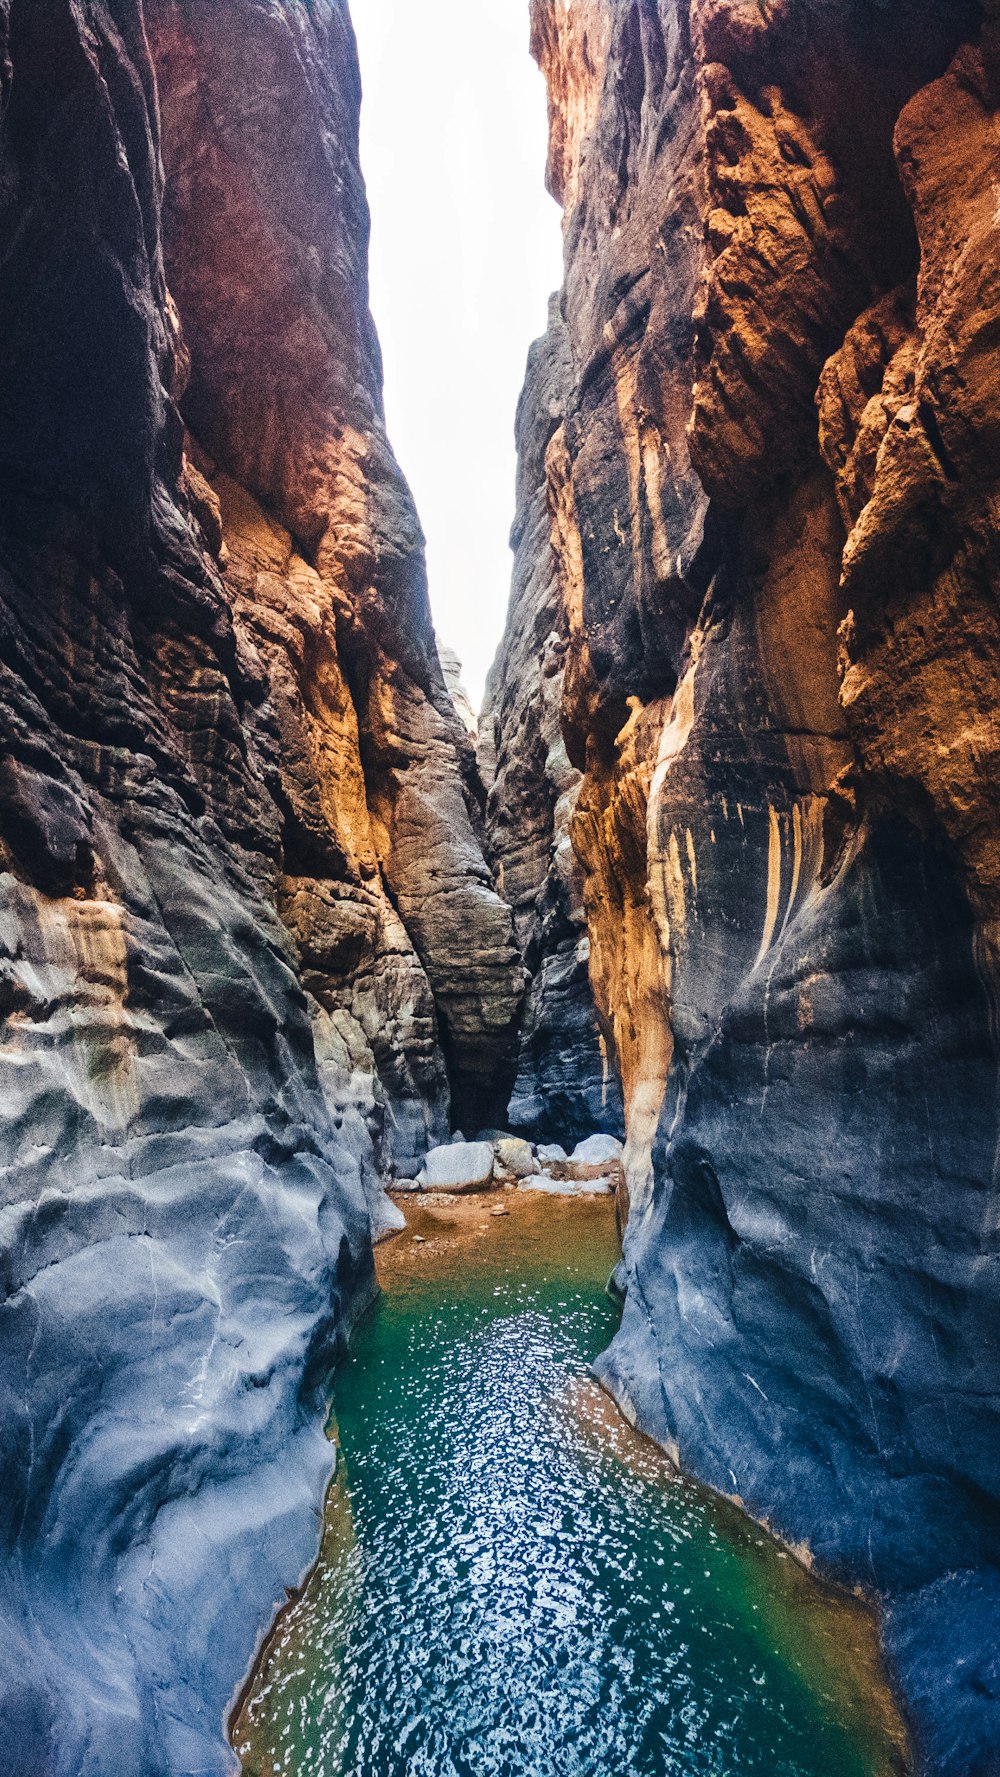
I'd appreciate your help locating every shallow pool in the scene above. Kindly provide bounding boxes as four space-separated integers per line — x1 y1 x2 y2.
233 1194 907 1777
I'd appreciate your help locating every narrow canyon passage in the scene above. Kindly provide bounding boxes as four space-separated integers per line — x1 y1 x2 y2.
233 1195 906 1777
1 3 998 1772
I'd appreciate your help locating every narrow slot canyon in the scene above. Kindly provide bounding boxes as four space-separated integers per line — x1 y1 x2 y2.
0 4 996 1777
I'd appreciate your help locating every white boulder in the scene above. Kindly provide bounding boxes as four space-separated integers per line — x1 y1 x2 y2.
558 1132 625 1181
570 1133 623 1167
418 1140 494 1193
536 1142 567 1165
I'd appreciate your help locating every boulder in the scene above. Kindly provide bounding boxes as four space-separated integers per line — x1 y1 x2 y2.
494 1137 535 1178
570 1133 623 1167
536 1142 567 1164
561 1133 624 1181
418 1140 495 1193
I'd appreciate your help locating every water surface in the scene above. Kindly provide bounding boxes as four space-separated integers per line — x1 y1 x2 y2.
234 1194 907 1777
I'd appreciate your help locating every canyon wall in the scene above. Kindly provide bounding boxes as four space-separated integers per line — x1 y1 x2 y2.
481 299 624 1146
0 2 519 1771
492 2 1000 1770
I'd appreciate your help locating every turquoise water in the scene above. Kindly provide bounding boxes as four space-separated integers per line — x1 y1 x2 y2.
234 1196 905 1777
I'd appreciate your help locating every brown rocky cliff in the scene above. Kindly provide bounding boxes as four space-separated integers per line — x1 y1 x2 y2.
490 2 1000 1770
146 0 523 1149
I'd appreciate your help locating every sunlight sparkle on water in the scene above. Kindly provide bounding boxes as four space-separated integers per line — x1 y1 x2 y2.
234 1198 905 1777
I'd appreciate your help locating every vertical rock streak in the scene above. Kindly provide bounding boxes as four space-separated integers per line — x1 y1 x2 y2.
490 2 1000 1771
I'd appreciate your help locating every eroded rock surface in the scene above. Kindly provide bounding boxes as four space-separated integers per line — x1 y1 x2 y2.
481 299 624 1147
148 0 522 1152
0 2 519 1770
491 3 1000 1770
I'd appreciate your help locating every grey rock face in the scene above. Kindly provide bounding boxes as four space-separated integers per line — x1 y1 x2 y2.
597 816 1000 1772
494 3 1000 1771
438 645 478 740
0 1 518 1770
481 300 624 1148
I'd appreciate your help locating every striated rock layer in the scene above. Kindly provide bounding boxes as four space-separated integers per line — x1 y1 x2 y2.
481 299 624 1147
492 3 1000 1771
0 2 519 1771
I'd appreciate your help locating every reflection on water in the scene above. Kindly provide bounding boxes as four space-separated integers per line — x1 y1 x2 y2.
234 1195 908 1777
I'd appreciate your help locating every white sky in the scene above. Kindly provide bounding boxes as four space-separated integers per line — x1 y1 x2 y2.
351 0 564 711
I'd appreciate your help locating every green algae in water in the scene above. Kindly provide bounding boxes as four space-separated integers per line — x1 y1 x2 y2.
234 1196 908 1777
